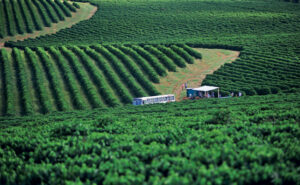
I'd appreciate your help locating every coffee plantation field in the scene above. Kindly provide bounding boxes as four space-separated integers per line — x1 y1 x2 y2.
1 0 300 184
0 44 203 116
0 0 79 38
0 93 300 184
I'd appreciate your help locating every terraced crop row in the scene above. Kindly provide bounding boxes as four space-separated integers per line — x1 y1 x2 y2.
0 0 78 38
0 44 201 116
201 46 300 96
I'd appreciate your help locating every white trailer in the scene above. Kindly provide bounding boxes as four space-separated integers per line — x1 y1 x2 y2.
132 94 175 105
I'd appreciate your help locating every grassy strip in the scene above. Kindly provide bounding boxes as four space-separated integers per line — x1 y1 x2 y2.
25 47 53 114
170 45 194 64
119 46 160 83
36 47 70 111
48 47 87 110
155 45 186 68
131 45 167 76
0 49 16 116
85 47 132 104
71 46 120 107
46 0 65 21
17 0 34 33
92 45 146 98
107 45 160 96
143 45 177 72
60 46 103 108
12 48 34 115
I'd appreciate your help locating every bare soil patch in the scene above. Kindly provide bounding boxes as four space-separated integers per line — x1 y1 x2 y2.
154 48 240 101
0 2 97 49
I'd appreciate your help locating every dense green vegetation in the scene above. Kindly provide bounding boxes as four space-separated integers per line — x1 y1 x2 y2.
0 45 200 116
0 0 300 184
7 0 300 97
0 93 299 184
0 0 78 38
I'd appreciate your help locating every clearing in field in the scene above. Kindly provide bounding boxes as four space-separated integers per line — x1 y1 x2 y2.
154 48 239 101
0 2 97 49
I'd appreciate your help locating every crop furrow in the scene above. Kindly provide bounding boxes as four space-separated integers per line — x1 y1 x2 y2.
106 45 159 96
92 45 146 98
119 46 160 83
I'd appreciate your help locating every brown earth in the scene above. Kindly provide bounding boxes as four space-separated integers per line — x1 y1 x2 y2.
154 48 240 101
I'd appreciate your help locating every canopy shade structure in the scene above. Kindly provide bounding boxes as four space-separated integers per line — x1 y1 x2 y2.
190 85 219 92
186 85 220 98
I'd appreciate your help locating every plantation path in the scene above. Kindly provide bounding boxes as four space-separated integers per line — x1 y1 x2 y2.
0 2 97 49
154 48 239 101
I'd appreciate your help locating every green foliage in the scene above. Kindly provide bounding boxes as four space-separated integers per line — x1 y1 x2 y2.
10 0 25 34
60 46 104 108
170 45 194 64
3 0 16 36
92 45 147 98
12 48 34 115
143 45 177 72
48 46 88 110
25 47 53 114
119 45 160 83
0 0 76 37
0 93 300 184
155 45 186 68
84 47 133 104
54 0 71 17
40 0 60 23
1 43 197 115
131 45 167 76
180 44 202 59
32 0 52 27
7 0 300 96
63 0 77 12
18 0 35 33
70 46 120 107
36 47 71 111
106 45 160 96
0 49 16 116
46 0 66 21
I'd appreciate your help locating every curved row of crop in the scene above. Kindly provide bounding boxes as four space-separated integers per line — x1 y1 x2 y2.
130 45 167 77
0 49 15 116
48 47 88 110
12 48 34 115
106 45 160 96
119 46 160 83
92 45 147 98
0 0 78 38
70 46 120 107
143 45 177 72
155 45 187 68
0 44 200 115
25 47 53 114
84 47 133 104
60 46 103 108
36 47 70 111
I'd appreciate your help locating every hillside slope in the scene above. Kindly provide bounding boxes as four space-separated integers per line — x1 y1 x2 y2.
0 93 300 184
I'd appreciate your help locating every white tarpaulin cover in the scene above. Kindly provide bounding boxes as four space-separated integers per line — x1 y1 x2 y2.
190 86 219 92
